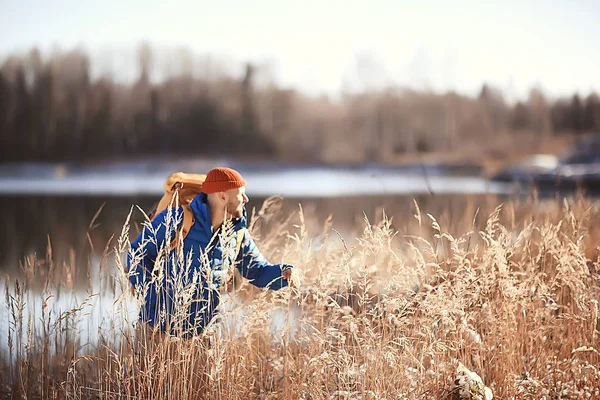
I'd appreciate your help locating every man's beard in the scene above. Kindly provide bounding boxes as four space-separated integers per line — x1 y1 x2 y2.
226 201 244 219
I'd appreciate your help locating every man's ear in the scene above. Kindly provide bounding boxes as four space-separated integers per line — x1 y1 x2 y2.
219 191 227 202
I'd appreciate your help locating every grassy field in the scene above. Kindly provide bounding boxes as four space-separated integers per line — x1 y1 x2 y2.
2 193 600 399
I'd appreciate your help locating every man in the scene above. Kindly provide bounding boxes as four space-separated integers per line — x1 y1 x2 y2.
127 167 293 337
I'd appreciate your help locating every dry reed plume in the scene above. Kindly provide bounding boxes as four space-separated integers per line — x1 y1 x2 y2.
1 194 600 399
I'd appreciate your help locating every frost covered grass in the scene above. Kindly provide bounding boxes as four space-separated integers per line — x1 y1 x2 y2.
2 194 600 399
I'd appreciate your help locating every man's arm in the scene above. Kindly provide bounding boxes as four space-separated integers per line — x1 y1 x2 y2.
127 206 182 288
235 230 293 290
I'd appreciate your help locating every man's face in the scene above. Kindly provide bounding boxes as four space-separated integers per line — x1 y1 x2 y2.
225 186 249 219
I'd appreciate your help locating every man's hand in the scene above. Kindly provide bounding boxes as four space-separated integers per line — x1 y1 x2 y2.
281 264 294 287
282 268 293 281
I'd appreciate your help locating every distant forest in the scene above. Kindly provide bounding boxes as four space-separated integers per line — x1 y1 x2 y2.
1 45 599 163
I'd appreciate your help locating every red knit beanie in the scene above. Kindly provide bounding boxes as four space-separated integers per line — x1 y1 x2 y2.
202 167 247 194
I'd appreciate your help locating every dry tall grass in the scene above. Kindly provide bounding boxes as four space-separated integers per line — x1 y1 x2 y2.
2 194 600 399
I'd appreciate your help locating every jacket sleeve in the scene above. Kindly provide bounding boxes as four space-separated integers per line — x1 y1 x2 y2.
235 230 291 290
127 206 182 288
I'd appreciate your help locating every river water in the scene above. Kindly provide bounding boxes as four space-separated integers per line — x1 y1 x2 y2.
0 160 514 270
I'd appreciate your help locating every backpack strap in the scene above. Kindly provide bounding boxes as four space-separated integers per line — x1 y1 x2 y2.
169 203 195 252
223 228 247 293
234 228 246 259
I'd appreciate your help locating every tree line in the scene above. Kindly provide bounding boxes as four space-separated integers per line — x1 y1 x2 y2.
0 47 599 163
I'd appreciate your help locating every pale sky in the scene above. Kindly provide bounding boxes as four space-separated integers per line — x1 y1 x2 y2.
1 0 599 101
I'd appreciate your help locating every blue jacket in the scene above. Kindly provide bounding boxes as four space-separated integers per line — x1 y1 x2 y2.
127 193 290 336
